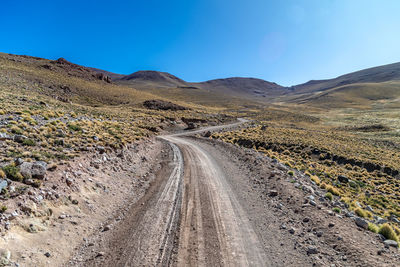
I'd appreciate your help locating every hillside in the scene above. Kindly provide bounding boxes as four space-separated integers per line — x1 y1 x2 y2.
291 62 400 94
195 77 287 98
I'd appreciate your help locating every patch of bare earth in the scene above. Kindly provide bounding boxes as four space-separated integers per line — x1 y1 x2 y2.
0 138 162 267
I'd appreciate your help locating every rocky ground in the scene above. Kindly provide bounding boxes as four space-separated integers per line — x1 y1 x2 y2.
0 138 163 266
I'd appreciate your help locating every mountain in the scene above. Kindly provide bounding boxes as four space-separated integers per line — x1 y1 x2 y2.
284 62 400 108
195 77 287 98
118 70 188 88
291 62 400 94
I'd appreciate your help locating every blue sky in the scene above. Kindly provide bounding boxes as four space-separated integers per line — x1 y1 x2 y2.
1 0 400 86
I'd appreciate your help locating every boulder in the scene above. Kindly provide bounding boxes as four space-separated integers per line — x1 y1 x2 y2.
20 161 47 180
384 240 398 248
355 217 368 229
20 162 33 179
31 161 47 179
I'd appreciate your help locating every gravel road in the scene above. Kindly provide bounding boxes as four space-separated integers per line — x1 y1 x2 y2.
70 120 400 267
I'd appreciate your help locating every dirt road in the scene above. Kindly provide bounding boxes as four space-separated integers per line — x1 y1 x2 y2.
161 133 268 266
70 120 400 267
75 120 271 266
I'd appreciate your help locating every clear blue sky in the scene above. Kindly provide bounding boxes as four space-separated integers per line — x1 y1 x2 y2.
1 0 400 86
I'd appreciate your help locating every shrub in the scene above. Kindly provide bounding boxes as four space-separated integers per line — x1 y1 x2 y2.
332 207 341 213
325 192 333 201
327 185 340 196
288 170 294 176
354 208 367 218
68 123 82 131
311 175 320 185
378 224 399 242
0 169 5 179
0 206 7 213
368 223 379 233
22 138 36 146
2 165 23 182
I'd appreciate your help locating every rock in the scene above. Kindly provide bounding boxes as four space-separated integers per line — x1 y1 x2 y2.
14 158 24 166
303 217 310 223
204 131 212 138
0 249 11 265
58 214 66 219
66 178 73 186
289 227 295 234
72 199 79 205
316 231 323 237
355 217 368 229
376 217 388 224
92 135 99 141
309 200 317 206
44 252 51 257
103 225 111 232
366 205 374 212
31 161 47 179
345 212 355 218
20 161 47 180
307 246 319 255
96 251 105 257
302 185 314 194
96 146 105 154
338 175 349 183
0 179 8 193
20 162 33 179
186 122 197 130
269 190 278 197
0 133 12 140
328 222 335 228
384 240 398 248
13 134 27 143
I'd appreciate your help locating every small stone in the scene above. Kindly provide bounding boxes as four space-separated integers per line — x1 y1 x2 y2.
269 190 278 197
71 199 79 205
303 218 310 223
289 227 295 234
366 205 374 212
44 252 51 257
96 146 105 154
103 225 111 232
328 222 335 228
66 178 73 186
96 252 105 257
307 246 319 255
384 240 398 248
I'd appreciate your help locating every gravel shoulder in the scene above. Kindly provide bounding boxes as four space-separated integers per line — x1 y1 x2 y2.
186 135 400 266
